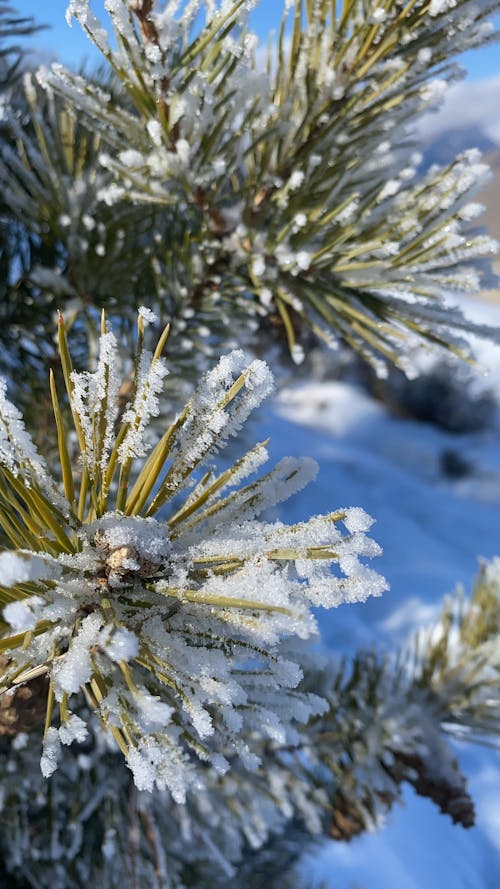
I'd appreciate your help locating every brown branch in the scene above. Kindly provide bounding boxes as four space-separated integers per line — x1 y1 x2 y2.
129 0 179 145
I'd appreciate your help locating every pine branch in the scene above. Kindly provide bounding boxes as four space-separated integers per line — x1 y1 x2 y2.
34 0 500 372
0 308 385 801
0 559 499 887
295 559 500 839
0 75 158 355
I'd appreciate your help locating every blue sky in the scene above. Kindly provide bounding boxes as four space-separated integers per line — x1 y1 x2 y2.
15 1 500 83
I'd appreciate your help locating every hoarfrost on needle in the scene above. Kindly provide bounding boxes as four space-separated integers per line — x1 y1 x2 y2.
0 311 386 800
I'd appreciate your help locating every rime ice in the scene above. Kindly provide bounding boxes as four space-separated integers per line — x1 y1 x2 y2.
26 0 500 376
0 313 386 798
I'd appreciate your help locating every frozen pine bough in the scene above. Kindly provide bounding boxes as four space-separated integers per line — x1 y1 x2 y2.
30 0 499 377
1 0 500 390
2 553 500 889
0 319 499 887
0 308 386 804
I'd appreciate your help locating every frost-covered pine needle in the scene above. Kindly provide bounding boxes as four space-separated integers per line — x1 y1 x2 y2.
28 0 500 374
0 309 386 800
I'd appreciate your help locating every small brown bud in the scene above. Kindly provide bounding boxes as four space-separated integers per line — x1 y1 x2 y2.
106 545 138 573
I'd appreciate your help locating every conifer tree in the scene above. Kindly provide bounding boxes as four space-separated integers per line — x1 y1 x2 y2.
1 0 500 391
0 2 499 888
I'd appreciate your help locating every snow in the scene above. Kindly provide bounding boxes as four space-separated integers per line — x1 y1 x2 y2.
105 628 139 663
138 306 158 325
58 714 88 746
258 295 500 888
3 597 45 632
70 329 122 477
52 613 104 697
0 553 53 588
40 727 61 778
117 348 169 462
0 379 69 513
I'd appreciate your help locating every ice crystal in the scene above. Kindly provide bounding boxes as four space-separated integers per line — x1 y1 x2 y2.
0 311 385 799
33 0 499 376
2 553 500 888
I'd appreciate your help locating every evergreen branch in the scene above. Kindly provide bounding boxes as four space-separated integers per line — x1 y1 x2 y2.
32 0 499 373
0 561 499 887
0 308 385 803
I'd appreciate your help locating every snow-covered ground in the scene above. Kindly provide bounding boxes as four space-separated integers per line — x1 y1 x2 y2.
259 298 500 887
